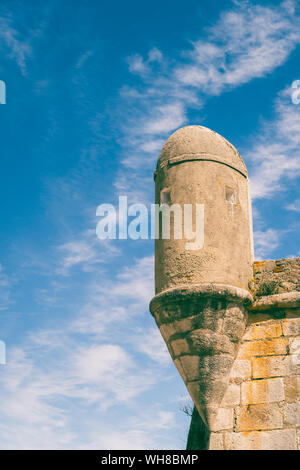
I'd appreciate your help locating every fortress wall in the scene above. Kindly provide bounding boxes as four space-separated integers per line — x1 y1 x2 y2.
208 309 300 450
206 258 300 450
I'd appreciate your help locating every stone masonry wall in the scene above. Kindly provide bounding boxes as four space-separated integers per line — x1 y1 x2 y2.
208 310 300 450
187 258 300 450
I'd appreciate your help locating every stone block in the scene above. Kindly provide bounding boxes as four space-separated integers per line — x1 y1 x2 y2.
241 378 284 405
284 375 300 402
225 429 297 450
243 321 282 341
237 338 288 359
159 323 176 343
208 432 224 450
178 355 200 381
252 355 290 378
289 337 300 355
210 408 233 432
282 401 300 426
170 338 190 357
187 377 227 407
290 354 300 375
235 404 283 431
282 318 300 336
171 317 194 334
230 359 251 383
221 383 241 407
187 329 235 356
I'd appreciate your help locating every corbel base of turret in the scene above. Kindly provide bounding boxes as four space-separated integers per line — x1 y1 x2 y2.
150 283 253 431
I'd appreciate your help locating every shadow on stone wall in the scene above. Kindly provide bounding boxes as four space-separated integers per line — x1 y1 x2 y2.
186 406 210 450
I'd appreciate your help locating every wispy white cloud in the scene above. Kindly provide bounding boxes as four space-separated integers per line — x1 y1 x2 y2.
141 102 186 136
176 2 300 94
75 50 93 69
0 254 178 449
116 1 300 203
104 255 154 303
71 255 154 336
254 228 282 259
0 263 13 311
0 14 32 74
134 327 171 366
247 85 300 199
286 199 300 212
56 230 119 275
127 47 163 76
0 337 163 448
80 409 178 450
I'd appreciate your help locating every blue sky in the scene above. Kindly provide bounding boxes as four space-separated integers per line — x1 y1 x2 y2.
0 0 299 449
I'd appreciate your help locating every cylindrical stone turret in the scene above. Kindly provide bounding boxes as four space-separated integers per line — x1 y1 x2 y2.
154 125 253 294
150 126 254 431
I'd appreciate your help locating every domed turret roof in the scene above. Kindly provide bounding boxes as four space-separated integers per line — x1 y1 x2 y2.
156 125 247 177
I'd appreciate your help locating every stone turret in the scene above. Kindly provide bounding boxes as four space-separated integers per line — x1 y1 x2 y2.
150 126 254 430
149 126 300 450
153 125 254 292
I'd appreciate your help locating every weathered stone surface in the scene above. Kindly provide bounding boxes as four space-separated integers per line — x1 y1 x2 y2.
151 290 248 432
281 401 300 426
290 354 300 374
159 323 177 343
154 126 253 294
222 305 247 343
252 355 291 378
289 337 300 354
225 429 297 450
209 408 233 432
178 355 202 382
170 338 190 357
230 359 251 383
187 329 235 356
187 378 225 406
243 321 282 341
173 358 187 382
250 258 300 296
282 317 300 336
181 354 234 385
284 375 300 402
237 337 288 359
157 286 300 449
249 291 300 311
208 432 224 450
162 317 193 337
235 404 283 431
221 383 241 407
241 378 284 405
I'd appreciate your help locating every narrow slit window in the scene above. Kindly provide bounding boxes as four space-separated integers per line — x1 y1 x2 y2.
225 187 235 204
160 188 171 204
